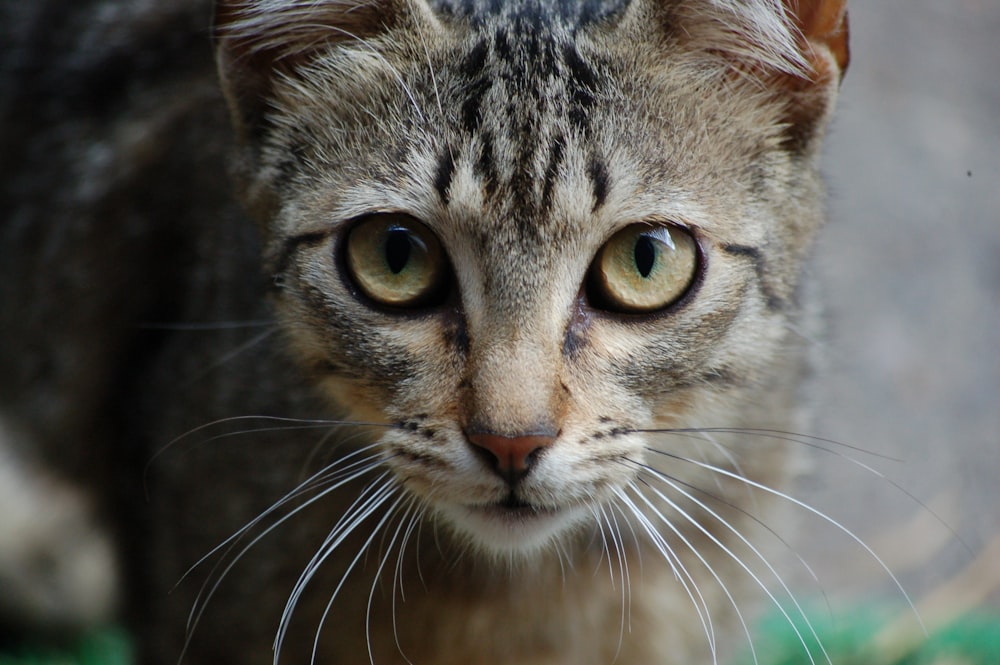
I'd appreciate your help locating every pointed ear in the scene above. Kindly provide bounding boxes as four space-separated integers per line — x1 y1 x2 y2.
213 0 424 140
787 0 849 83
618 0 849 151
778 0 849 150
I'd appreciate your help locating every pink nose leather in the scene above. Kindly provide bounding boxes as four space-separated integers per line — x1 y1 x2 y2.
466 432 555 484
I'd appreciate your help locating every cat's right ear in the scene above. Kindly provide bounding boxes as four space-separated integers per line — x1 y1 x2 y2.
213 0 437 140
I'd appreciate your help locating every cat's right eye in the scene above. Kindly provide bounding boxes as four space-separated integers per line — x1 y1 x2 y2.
586 223 699 314
343 213 449 308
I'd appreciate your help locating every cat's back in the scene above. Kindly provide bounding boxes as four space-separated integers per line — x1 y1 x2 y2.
0 0 244 484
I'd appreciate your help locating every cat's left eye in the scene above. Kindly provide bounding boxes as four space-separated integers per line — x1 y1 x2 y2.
587 223 698 314
343 213 449 308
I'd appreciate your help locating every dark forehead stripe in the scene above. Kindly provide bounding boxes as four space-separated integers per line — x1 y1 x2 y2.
588 153 610 212
459 39 491 133
441 2 614 222
562 44 598 129
540 133 567 213
434 148 455 205
431 0 628 28
475 131 499 198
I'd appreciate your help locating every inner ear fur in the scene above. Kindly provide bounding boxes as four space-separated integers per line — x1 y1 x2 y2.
789 0 849 79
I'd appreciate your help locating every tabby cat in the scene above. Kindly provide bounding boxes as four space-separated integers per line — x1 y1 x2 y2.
0 0 850 662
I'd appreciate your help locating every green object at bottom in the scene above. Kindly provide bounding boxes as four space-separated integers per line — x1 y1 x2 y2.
743 608 1000 665
0 628 132 665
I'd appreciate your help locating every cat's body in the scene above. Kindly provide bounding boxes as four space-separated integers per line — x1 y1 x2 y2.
0 0 848 663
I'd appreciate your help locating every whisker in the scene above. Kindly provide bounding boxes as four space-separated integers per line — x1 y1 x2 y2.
137 320 276 330
181 447 386 656
637 427 902 462
391 503 424 665
303 484 405 665
645 447 928 635
613 487 719 665
366 499 419 665
297 423 366 483
587 505 611 578
146 415 396 493
638 446 831 615
279 473 398 654
298 24 427 125
591 505 615 586
631 464 829 665
182 327 280 386
180 443 385 588
274 474 399 663
622 483 764 665
417 29 444 121
598 502 631 661
645 426 969 585
556 538 571 587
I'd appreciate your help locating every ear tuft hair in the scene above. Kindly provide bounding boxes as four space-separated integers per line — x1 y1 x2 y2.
214 0 411 139
215 0 400 64
663 0 848 82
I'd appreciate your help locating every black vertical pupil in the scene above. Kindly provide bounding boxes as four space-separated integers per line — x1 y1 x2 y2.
634 235 656 278
385 228 412 274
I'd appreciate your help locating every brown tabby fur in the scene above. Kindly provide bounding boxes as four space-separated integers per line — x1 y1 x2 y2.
0 0 847 662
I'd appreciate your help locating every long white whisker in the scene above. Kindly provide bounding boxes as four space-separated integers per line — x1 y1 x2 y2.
305 486 405 665
589 505 613 579
297 424 369 482
147 416 393 489
391 503 424 664
599 501 631 660
646 448 927 634
366 499 418 665
274 474 397 661
639 448 830 613
614 487 718 665
183 448 385 654
182 443 384 589
634 467 829 665
638 427 902 462
623 483 762 665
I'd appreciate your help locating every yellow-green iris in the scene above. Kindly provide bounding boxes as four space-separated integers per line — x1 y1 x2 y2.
589 224 697 313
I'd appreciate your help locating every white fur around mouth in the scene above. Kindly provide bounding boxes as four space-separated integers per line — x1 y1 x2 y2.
440 500 586 554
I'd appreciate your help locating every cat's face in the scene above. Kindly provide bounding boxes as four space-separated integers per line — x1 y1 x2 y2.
215 0 847 555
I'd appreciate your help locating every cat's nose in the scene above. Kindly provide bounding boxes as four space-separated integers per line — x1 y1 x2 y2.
465 430 556 485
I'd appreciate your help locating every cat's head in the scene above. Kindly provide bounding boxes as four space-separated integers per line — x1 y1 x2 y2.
213 0 848 556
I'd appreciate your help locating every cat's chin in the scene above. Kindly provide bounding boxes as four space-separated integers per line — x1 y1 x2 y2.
438 500 588 556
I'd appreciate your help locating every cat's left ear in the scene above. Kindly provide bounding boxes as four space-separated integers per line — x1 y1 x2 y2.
778 0 849 149
620 0 848 151
786 0 849 81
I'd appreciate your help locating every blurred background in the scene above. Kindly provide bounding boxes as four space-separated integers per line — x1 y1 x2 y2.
791 0 1000 639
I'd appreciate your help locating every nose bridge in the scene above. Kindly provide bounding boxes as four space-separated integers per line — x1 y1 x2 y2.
463 320 565 437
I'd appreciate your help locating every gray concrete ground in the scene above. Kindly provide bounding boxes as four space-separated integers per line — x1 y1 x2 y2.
792 0 1000 626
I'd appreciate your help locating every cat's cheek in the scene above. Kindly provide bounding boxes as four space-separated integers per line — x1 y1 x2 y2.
315 376 392 424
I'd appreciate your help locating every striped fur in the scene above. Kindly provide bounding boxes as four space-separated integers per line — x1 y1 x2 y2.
1 0 848 663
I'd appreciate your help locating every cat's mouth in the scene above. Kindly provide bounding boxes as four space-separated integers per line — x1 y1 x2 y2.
478 494 558 520
442 494 584 553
